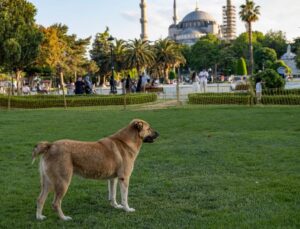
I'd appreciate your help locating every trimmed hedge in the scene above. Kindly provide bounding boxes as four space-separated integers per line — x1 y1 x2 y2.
235 84 250 91
261 95 300 105
0 93 157 109
262 88 300 95
188 93 252 105
188 91 300 105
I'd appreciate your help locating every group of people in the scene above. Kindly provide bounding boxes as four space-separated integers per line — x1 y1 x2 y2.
191 69 209 93
74 76 93 95
120 73 151 94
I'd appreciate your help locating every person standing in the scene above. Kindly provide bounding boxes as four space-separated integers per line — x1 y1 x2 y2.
125 75 132 94
136 75 142 93
191 72 200 92
199 69 208 93
256 78 262 104
141 73 148 92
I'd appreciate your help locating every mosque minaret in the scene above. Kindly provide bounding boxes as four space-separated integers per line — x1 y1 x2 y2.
140 0 148 40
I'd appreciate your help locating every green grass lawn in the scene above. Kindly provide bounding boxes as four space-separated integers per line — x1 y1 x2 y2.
0 106 299 228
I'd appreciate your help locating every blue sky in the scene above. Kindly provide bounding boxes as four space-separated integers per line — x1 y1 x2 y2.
29 0 300 42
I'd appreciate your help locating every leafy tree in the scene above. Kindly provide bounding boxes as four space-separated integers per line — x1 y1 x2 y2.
292 37 300 53
33 24 90 84
188 34 220 71
217 43 237 76
262 30 287 58
254 47 277 71
90 27 112 85
153 38 185 82
236 57 248 76
253 69 285 89
0 0 43 94
239 0 260 75
231 32 264 59
125 39 154 75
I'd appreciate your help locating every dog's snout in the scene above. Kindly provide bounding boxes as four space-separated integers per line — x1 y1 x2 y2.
154 131 159 138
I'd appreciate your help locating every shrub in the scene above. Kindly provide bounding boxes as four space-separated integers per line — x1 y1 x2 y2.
235 84 249 91
252 69 285 89
169 71 176 80
188 93 251 105
236 57 248 76
262 95 300 105
0 93 157 109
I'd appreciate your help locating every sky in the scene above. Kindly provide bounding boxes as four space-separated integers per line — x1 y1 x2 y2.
29 0 300 43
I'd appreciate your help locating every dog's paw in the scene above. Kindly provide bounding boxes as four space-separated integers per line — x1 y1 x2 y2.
111 202 123 209
61 216 72 221
124 207 135 212
36 214 47 220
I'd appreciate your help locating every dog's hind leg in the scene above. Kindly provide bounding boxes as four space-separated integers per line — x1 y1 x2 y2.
108 178 123 209
36 174 51 220
52 180 72 221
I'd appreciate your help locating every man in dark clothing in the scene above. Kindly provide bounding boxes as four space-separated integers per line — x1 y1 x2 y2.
125 75 132 94
75 77 85 95
136 75 142 92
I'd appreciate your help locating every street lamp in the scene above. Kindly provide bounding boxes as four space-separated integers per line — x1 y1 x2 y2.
107 36 116 94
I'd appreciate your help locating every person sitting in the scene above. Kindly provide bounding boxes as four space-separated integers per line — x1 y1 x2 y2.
22 84 31 95
75 77 85 95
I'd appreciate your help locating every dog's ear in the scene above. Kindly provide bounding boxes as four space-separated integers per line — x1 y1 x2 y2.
133 121 143 131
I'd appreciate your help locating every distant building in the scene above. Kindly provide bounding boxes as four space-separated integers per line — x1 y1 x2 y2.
221 0 237 41
168 0 222 46
281 45 300 77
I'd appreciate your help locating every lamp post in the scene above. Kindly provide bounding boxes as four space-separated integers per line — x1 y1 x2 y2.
108 36 116 94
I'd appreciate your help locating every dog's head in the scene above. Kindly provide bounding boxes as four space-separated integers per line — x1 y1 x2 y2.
131 119 159 143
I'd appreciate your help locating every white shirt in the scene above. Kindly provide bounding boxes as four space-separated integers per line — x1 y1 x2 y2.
199 71 209 79
256 82 262 93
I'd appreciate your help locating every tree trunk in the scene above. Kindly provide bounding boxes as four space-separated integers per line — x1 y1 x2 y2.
248 22 254 76
164 66 169 84
60 71 67 109
16 69 22 95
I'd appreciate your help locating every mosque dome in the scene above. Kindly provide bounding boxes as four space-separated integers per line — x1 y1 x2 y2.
182 9 216 23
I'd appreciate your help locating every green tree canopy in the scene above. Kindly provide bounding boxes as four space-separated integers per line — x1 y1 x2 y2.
188 34 220 71
254 47 277 71
262 30 287 58
0 0 43 93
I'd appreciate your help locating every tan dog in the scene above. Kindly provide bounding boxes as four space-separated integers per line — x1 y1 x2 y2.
32 119 159 221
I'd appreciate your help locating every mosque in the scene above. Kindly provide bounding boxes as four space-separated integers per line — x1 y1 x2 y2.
140 0 236 45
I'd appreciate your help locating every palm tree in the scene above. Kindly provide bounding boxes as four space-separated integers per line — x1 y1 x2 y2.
125 39 155 75
154 38 185 83
114 39 128 73
239 0 260 75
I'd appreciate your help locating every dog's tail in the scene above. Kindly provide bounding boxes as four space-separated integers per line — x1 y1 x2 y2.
32 141 51 165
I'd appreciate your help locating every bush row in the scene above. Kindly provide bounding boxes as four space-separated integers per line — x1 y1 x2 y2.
261 95 300 105
188 93 300 105
262 88 300 95
188 93 252 105
0 93 157 109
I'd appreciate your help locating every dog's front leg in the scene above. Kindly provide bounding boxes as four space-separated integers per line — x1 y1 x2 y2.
108 178 123 209
119 177 135 212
